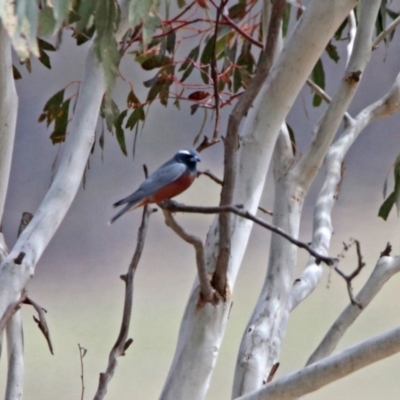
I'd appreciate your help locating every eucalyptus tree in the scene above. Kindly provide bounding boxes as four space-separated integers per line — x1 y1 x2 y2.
1 1 400 399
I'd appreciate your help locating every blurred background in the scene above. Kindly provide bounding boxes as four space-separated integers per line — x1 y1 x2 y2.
1 10 400 400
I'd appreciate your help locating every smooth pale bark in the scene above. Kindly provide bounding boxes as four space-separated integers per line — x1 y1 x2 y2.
5 313 23 400
237 324 400 400
307 255 400 365
0 22 18 223
0 0 131 366
0 43 106 320
161 2 357 399
232 1 362 396
289 71 400 310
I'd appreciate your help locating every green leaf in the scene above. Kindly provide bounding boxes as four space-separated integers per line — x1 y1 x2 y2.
286 123 296 155
126 106 145 130
42 89 65 126
166 29 176 54
129 0 161 47
127 90 141 108
177 0 186 8
114 110 128 156
141 54 171 70
200 36 214 65
181 62 195 82
378 191 396 220
76 0 96 32
52 0 72 30
334 18 348 40
179 45 200 71
13 65 22 80
228 2 247 20
93 0 120 95
38 39 55 69
233 67 241 93
38 38 56 52
282 3 291 38
50 99 71 144
325 42 339 63
311 58 325 107
237 42 254 73
200 66 209 84
226 39 237 63
38 6 57 37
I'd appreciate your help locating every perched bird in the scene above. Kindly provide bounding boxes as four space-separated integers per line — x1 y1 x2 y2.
109 149 200 224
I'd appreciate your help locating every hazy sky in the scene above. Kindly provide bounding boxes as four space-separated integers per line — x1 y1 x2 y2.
1 10 400 400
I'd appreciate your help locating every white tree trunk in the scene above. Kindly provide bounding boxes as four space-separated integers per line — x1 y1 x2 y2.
160 2 357 399
0 21 18 223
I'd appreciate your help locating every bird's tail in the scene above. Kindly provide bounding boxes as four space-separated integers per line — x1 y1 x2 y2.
108 203 132 225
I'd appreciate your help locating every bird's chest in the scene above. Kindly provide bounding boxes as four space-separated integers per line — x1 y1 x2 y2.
150 172 195 202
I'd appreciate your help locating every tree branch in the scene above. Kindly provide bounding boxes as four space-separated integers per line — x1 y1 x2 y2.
373 15 400 50
288 70 400 311
293 0 381 190
23 297 53 355
160 208 216 304
333 240 365 308
237 324 400 400
160 200 335 265
307 250 400 366
213 0 287 298
0 22 18 225
93 205 151 400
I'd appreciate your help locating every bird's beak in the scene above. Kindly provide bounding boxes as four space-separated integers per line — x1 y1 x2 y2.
192 155 201 162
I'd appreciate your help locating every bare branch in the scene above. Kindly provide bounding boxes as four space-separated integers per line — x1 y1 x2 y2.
307 251 400 366
0 293 26 336
197 170 223 186
160 208 216 304
23 297 53 355
333 240 366 307
78 344 87 400
237 324 400 400
94 205 151 400
305 79 353 123
373 15 400 50
160 200 335 265
289 70 400 311
293 0 381 190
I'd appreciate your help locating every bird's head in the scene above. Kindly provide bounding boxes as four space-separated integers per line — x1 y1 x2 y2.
175 149 201 170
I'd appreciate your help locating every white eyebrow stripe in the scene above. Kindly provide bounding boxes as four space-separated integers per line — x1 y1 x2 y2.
178 150 191 155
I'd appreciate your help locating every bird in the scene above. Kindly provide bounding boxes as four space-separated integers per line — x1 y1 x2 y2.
109 149 201 224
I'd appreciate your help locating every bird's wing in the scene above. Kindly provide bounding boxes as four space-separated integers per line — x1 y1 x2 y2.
139 161 187 194
113 161 186 207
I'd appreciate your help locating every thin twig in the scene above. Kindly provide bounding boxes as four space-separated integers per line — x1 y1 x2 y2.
93 200 152 400
23 296 54 354
161 209 216 304
334 240 366 308
160 200 335 265
210 0 227 140
198 169 223 185
78 344 87 400
0 291 26 335
306 79 353 124
209 0 263 48
373 15 400 50
266 362 280 383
